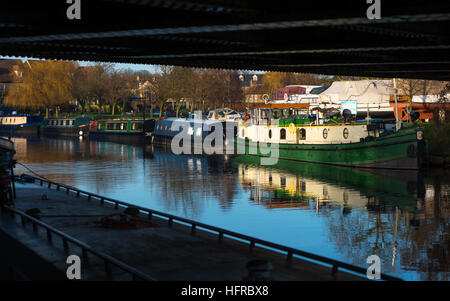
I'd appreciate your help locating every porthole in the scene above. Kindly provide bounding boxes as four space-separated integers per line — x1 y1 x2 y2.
268 129 272 139
343 128 349 139
323 128 328 139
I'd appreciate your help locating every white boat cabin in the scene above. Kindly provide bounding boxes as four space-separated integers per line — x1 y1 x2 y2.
238 103 383 145
0 116 28 125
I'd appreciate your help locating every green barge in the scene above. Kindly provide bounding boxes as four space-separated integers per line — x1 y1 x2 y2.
237 103 425 170
89 119 155 144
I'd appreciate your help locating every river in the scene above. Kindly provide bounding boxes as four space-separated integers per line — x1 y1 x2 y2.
9 136 450 281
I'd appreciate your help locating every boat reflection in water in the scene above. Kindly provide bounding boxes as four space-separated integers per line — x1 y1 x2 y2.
8 136 449 280
234 155 449 281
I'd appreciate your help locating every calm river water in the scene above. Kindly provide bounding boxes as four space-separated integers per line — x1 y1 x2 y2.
9 136 450 281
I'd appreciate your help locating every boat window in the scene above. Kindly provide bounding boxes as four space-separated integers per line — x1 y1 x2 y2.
132 122 143 131
106 123 113 130
120 123 126 130
268 129 272 139
323 128 328 139
59 120 64 126
299 128 306 140
70 120 74 126
343 128 349 139
280 128 286 140
98 123 101 130
280 176 286 187
65 120 70 126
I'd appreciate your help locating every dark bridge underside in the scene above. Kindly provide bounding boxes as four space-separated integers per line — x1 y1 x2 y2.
0 0 449 80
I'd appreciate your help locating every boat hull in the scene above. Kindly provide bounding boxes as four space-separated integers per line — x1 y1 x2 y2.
89 131 149 144
41 125 89 137
236 128 424 170
0 124 40 136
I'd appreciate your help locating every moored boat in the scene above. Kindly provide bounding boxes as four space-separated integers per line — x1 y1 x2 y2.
151 117 231 148
89 118 155 144
0 137 14 205
41 117 90 137
237 103 426 170
0 115 42 136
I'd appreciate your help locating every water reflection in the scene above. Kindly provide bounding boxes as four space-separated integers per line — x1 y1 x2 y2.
9 136 450 280
235 155 449 280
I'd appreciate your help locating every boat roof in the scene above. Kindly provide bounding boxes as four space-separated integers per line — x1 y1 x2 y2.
252 103 310 109
95 118 144 122
157 117 223 124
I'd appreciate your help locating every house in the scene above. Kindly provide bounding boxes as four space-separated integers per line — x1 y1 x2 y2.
271 85 307 101
240 74 268 104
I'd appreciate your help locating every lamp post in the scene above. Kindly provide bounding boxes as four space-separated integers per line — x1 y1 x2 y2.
239 74 245 110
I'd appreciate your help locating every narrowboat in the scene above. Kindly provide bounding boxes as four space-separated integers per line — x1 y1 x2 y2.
41 117 90 137
0 115 42 136
151 116 237 152
236 103 426 170
89 119 155 144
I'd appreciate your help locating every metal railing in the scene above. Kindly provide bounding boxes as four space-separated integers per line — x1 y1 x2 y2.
2 205 156 281
18 174 402 281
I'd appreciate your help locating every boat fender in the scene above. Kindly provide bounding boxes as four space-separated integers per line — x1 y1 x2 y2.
289 123 296 134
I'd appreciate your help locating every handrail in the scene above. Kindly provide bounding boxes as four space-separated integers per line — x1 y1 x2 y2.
18 174 402 281
2 205 156 281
